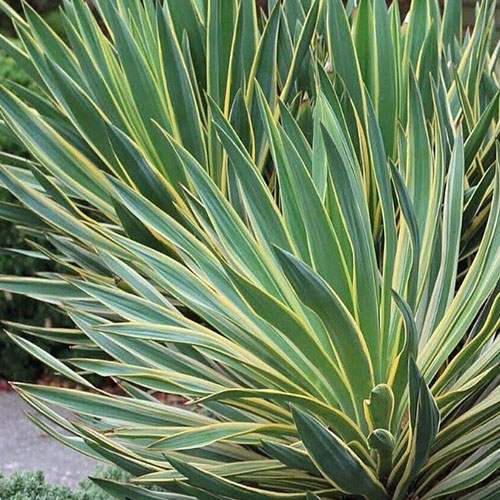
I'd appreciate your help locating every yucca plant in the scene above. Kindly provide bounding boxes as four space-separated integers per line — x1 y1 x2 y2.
1 0 500 498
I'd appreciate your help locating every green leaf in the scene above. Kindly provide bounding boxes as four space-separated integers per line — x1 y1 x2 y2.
274 247 374 422
169 456 316 500
421 131 464 341
5 332 93 388
0 86 112 214
91 478 190 500
364 384 395 432
148 422 293 451
158 6 206 167
14 383 211 427
292 407 388 500
368 429 395 480
392 359 440 500
262 441 318 475
423 447 500 499
197 387 366 446
306 493 321 500
326 0 364 114
441 0 462 50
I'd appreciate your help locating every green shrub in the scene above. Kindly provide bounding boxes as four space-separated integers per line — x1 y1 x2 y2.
40 8 65 40
0 1 500 499
0 39 33 154
0 467 126 500
0 471 80 500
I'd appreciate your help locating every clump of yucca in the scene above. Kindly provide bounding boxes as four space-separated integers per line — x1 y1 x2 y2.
1 0 500 499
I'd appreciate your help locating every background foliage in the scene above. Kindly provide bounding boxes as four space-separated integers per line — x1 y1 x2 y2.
0 467 127 500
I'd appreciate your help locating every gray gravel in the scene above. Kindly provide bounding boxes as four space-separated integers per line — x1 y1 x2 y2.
0 391 99 487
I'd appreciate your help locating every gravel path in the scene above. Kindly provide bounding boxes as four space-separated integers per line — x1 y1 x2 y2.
0 391 99 487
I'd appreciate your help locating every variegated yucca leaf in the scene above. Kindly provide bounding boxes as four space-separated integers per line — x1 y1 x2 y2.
0 0 500 498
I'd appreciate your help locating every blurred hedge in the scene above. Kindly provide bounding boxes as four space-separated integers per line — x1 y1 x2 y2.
0 466 161 500
0 467 127 500
0 1 62 35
